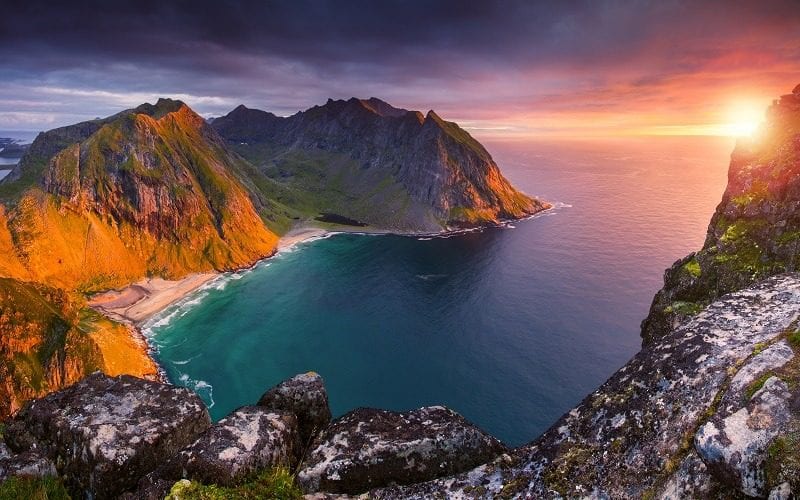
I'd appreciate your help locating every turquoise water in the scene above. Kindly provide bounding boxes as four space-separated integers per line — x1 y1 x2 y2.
145 136 734 446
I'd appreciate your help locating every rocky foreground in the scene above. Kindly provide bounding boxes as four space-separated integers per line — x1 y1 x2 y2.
1 274 798 498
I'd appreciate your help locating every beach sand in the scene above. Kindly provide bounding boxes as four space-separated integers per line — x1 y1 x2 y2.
88 223 334 325
88 273 218 325
277 225 330 251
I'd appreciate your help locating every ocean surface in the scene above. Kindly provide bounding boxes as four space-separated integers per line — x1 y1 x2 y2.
145 136 735 446
0 130 36 179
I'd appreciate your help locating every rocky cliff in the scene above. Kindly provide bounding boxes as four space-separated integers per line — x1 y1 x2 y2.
642 84 800 344
212 97 549 231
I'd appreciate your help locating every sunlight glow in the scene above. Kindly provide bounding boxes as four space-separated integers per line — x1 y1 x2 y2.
722 100 765 137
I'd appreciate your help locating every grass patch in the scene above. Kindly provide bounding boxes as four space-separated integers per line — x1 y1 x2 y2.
0 476 70 500
663 301 704 316
744 372 774 401
788 329 800 349
166 468 303 500
682 258 702 278
765 432 800 489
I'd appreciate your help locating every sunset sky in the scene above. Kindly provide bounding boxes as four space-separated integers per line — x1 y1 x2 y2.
1 0 799 138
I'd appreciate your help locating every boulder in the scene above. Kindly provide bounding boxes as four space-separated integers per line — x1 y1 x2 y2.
695 376 793 497
297 406 506 494
159 406 301 486
768 482 792 500
258 372 332 446
3 372 211 500
0 449 57 481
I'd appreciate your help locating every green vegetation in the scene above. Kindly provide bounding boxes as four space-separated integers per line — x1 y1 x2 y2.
682 258 701 278
0 158 45 205
663 301 704 316
744 372 774 401
166 468 303 500
718 219 766 244
765 432 800 489
0 476 71 500
788 329 800 349
542 445 596 497
777 229 800 244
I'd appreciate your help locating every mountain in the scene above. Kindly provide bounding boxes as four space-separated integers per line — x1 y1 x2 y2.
642 84 800 343
211 97 549 231
1 98 279 291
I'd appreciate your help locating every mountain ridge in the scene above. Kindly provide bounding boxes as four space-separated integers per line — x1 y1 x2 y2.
212 96 548 231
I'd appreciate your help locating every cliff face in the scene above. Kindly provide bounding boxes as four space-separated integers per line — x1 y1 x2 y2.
1 98 278 292
0 278 157 418
642 84 800 344
212 97 549 231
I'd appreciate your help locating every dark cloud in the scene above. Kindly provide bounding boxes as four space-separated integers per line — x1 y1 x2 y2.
1 0 799 134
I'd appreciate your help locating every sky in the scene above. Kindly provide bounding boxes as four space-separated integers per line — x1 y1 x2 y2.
1 0 799 138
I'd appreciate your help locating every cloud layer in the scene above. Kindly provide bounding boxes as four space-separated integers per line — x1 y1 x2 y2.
2 0 799 136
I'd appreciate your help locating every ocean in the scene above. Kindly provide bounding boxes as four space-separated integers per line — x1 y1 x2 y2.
0 130 37 180
144 136 734 447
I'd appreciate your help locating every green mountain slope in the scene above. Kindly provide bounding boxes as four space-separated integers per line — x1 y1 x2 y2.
212 97 550 231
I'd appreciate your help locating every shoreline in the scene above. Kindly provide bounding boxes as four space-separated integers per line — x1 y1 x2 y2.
89 209 558 326
88 208 556 383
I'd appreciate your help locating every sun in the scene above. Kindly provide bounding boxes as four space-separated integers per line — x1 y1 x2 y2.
722 100 766 137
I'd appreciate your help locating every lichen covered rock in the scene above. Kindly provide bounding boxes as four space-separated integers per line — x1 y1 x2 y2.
695 376 793 497
297 405 506 494
3 372 211 499
159 406 301 486
0 449 57 482
258 372 332 446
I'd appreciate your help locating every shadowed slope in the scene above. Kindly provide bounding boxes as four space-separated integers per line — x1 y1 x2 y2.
212 97 549 231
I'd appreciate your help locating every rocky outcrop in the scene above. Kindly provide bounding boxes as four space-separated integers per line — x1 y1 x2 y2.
0 450 57 482
642 84 800 344
212 97 549 231
696 376 794 497
297 406 506 494
257 371 332 447
3 373 211 499
158 406 300 486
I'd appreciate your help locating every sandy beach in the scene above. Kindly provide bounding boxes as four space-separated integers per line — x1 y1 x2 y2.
88 273 219 325
88 223 334 325
277 225 330 251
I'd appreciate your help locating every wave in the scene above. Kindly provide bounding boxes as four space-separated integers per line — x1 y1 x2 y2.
178 373 215 408
171 354 200 365
416 274 448 281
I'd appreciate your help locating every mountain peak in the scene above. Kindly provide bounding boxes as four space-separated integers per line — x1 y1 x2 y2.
356 97 408 117
134 98 188 119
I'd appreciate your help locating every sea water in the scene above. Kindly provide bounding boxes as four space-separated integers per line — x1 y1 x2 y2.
145 136 734 446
